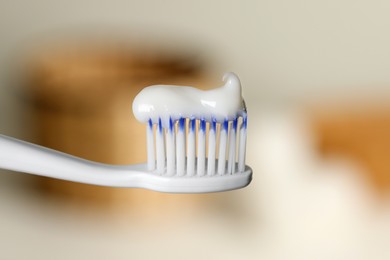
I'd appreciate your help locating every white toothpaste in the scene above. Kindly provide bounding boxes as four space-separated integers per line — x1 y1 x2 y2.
132 72 246 127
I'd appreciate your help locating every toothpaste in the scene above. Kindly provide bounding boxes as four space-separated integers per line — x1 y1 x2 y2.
132 72 246 127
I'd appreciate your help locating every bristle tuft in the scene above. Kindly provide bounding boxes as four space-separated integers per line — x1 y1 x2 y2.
144 115 247 176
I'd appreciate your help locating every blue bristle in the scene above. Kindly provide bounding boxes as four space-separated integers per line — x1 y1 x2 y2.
200 119 206 132
210 120 216 131
148 118 153 129
190 119 196 132
158 118 163 133
169 117 174 132
233 118 238 131
223 119 229 131
179 118 185 132
243 116 248 129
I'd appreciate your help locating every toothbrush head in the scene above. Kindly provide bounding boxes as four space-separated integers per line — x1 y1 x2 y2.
132 73 252 193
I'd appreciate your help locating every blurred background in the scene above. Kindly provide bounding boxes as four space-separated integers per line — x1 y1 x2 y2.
0 0 390 259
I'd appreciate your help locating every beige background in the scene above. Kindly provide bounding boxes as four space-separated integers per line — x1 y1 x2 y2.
2 0 390 127
0 1 390 259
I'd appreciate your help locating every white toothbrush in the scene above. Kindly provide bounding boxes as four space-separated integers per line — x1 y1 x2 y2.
0 73 252 193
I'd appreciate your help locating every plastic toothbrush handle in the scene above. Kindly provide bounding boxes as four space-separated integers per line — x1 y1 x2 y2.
0 134 146 187
0 134 252 193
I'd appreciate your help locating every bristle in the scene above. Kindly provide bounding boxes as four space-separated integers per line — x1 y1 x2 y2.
238 115 247 172
156 118 165 174
176 118 185 176
207 120 216 175
187 119 196 176
145 114 247 176
166 117 175 176
217 120 229 175
147 119 155 171
227 118 237 174
197 119 206 176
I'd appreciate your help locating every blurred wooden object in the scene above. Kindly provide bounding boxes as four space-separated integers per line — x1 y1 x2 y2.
311 105 390 195
23 40 214 209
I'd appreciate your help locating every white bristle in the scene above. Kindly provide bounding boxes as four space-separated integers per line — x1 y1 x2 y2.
238 117 247 172
146 115 246 176
156 119 165 174
227 119 237 174
217 120 228 175
187 119 196 176
176 118 185 176
197 120 206 176
166 118 175 176
207 121 216 175
147 120 155 171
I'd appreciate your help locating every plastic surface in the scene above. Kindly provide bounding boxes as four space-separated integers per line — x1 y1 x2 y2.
0 134 252 193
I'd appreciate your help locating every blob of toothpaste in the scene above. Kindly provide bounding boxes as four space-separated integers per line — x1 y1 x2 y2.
132 72 246 127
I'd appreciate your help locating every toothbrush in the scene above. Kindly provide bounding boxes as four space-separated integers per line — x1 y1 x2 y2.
0 73 252 193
